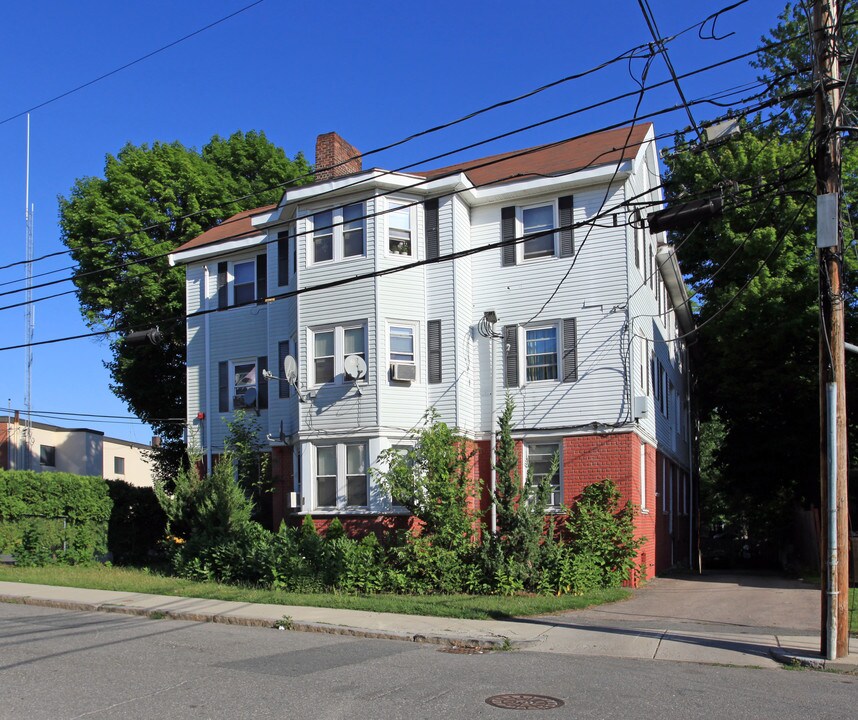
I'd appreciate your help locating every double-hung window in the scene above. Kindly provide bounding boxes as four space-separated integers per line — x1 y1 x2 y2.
310 203 365 265
217 255 266 309
233 360 258 409
527 442 562 509
314 443 369 510
525 326 558 381
504 319 577 387
388 201 413 256
232 261 255 305
522 204 555 259
218 357 268 412
309 323 368 386
501 196 573 266
388 322 418 382
390 325 415 363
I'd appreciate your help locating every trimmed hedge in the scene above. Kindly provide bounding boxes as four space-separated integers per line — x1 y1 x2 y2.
0 470 111 565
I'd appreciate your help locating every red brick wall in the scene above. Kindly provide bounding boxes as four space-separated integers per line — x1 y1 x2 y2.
315 132 362 181
561 432 654 584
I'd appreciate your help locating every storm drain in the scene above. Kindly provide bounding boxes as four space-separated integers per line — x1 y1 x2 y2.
485 694 565 711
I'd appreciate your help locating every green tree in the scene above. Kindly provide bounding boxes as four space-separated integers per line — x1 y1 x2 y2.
373 411 480 550
59 131 312 480
663 2 858 540
486 396 555 588
224 409 271 522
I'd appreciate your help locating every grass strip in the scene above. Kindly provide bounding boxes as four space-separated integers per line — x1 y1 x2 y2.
0 564 629 620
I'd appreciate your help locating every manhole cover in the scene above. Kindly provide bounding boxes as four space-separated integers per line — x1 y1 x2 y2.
485 694 565 710
438 645 485 654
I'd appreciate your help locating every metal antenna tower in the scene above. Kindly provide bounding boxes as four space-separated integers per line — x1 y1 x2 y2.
23 114 34 470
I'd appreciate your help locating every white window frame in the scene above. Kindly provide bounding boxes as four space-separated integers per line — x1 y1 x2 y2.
308 202 366 266
519 201 557 262
230 258 256 306
525 441 563 510
312 442 369 510
640 443 648 511
114 456 125 475
230 358 259 410
308 322 368 387
520 323 560 384
386 198 416 258
388 320 419 382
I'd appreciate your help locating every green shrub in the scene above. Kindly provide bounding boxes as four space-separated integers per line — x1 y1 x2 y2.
565 479 643 588
0 470 111 565
325 517 346 540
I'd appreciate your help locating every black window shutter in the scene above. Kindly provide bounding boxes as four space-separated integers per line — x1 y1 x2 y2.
427 320 442 384
558 195 574 258
277 231 289 286
217 262 228 309
258 356 268 409
425 198 440 260
278 340 291 398
503 325 519 387
562 318 578 382
501 206 517 266
218 361 229 412
256 253 267 301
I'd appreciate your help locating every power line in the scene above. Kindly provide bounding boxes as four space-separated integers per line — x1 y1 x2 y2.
639 195 812 345
0 1 267 128
0 74 808 307
0 24 810 280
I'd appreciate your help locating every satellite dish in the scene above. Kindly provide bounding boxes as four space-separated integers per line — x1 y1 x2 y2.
344 354 367 381
283 355 298 384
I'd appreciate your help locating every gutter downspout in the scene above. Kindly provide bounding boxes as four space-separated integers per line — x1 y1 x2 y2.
687 350 694 572
489 332 497 535
204 264 213 475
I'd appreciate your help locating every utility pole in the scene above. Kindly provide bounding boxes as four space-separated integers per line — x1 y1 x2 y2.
814 0 849 660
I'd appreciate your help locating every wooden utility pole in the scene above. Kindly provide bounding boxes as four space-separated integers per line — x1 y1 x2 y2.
814 0 849 660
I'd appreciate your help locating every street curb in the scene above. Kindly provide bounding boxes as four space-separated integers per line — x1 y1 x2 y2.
0 594 518 651
769 648 858 672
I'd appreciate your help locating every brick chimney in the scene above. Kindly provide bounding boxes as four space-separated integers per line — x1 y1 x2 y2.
315 132 362 182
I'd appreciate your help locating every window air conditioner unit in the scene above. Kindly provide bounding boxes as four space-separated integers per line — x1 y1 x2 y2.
391 363 417 382
233 395 255 409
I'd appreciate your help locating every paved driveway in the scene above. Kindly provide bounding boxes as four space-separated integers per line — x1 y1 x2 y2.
552 572 821 634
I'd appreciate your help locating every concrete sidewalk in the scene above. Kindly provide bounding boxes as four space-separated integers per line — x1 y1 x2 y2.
1 579 855 671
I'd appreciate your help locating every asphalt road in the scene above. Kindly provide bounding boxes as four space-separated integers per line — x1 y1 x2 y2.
1 603 855 720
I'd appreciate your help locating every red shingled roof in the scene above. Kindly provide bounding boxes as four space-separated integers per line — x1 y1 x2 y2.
173 125 651 256
414 124 652 186
173 204 275 254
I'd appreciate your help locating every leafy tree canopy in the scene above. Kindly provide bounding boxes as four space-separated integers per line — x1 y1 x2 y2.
664 2 858 537
59 131 312 479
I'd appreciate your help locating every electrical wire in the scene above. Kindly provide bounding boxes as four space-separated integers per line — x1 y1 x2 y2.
0 1 267 128
0 73 809 307
0 25 814 279
638 195 811 345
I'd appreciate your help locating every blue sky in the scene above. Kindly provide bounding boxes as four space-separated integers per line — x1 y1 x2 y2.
0 0 794 441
